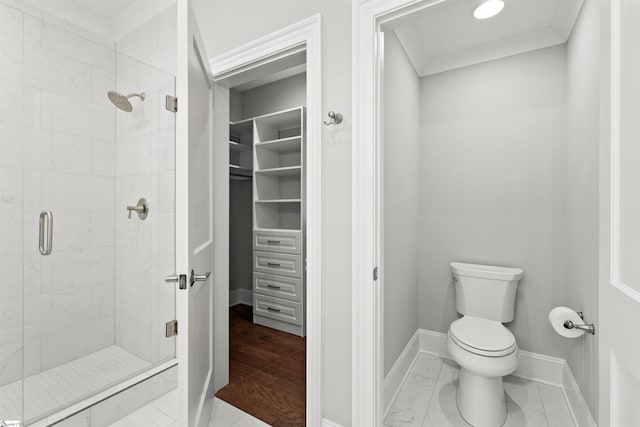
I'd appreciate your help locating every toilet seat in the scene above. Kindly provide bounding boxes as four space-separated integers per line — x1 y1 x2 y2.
449 316 517 357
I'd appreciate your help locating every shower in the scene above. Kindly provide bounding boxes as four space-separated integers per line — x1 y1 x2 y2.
108 90 146 112
0 1 178 422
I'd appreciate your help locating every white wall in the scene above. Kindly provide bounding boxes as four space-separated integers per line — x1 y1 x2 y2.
229 89 242 122
229 180 252 292
383 32 420 377
0 0 117 387
564 0 599 417
240 73 306 119
192 1 353 423
418 46 572 358
114 5 177 364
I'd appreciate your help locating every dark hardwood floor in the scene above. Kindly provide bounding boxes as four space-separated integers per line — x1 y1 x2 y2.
215 304 306 426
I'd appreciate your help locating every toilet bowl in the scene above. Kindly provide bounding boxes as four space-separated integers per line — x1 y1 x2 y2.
448 262 523 427
447 316 519 427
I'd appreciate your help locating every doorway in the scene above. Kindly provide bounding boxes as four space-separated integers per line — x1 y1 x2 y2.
209 15 322 427
351 0 607 426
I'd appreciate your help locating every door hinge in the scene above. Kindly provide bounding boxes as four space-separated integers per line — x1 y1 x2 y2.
373 267 378 281
165 95 178 112
165 320 178 337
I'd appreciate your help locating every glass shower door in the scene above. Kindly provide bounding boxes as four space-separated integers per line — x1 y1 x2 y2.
12 18 176 427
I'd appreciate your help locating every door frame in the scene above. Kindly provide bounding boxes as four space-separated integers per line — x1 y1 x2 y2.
208 15 323 426
351 0 483 425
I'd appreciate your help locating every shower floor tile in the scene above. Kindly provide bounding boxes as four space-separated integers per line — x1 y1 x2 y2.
0 345 149 423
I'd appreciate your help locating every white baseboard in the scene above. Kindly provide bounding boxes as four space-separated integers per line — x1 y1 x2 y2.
514 349 565 387
418 329 451 358
562 361 598 427
383 330 421 413
322 419 345 427
384 328 596 426
229 288 253 307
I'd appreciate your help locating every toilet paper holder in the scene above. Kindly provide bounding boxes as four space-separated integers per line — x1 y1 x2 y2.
563 312 596 335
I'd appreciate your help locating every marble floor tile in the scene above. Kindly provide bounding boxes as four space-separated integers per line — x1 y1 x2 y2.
505 401 549 427
429 360 460 413
504 375 545 412
387 352 576 427
209 399 249 426
539 384 575 427
230 415 271 427
384 355 442 427
106 391 269 426
150 388 179 420
422 406 469 427
107 404 175 427
412 353 444 380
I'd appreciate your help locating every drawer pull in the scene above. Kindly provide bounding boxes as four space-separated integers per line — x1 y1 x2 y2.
267 306 281 312
267 240 281 244
267 262 281 267
266 284 281 289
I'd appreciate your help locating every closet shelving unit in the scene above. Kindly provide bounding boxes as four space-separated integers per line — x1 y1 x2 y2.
229 118 253 180
251 106 306 336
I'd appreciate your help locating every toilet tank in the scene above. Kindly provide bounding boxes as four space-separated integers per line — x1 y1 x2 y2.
450 262 523 323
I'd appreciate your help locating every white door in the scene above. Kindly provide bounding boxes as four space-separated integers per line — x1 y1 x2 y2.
600 1 640 425
175 1 216 426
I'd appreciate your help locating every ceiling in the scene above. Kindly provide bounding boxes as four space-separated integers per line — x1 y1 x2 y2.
390 0 584 77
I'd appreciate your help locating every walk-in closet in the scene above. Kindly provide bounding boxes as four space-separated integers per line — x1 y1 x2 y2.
216 64 307 425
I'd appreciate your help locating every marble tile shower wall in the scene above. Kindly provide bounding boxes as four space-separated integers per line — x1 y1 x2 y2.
0 0 117 386
114 5 177 364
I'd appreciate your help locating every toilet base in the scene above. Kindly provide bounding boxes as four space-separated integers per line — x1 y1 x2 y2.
456 368 507 427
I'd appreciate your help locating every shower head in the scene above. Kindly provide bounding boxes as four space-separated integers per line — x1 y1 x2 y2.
107 91 145 112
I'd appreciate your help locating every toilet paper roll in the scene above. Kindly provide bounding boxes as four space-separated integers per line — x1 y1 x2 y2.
548 306 585 338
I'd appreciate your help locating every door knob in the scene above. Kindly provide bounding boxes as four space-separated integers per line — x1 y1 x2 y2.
165 273 187 289
190 269 211 287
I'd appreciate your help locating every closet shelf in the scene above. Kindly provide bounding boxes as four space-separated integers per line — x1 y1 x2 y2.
255 199 301 203
255 166 301 176
255 136 301 152
229 118 253 135
229 164 252 177
229 141 251 152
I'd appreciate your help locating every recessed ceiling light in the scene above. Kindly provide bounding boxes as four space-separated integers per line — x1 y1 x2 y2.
473 0 505 20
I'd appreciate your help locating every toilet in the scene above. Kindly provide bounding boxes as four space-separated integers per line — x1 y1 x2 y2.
447 262 523 427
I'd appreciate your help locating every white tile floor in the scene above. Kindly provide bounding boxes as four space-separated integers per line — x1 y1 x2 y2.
0 346 149 422
107 388 271 427
384 353 576 427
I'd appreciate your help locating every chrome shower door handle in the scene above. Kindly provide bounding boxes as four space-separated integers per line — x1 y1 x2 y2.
39 210 53 256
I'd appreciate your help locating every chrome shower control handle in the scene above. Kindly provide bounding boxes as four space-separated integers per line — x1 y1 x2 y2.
127 198 149 220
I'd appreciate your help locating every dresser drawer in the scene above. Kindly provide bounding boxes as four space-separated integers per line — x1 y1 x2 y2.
253 294 302 326
253 230 302 254
254 273 301 302
253 251 301 278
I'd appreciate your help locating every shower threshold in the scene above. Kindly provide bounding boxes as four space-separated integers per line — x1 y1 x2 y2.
0 346 176 426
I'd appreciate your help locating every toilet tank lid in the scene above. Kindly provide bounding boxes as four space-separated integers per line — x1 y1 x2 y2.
451 262 523 281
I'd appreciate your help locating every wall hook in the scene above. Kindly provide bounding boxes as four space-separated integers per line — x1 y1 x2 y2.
324 111 343 125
